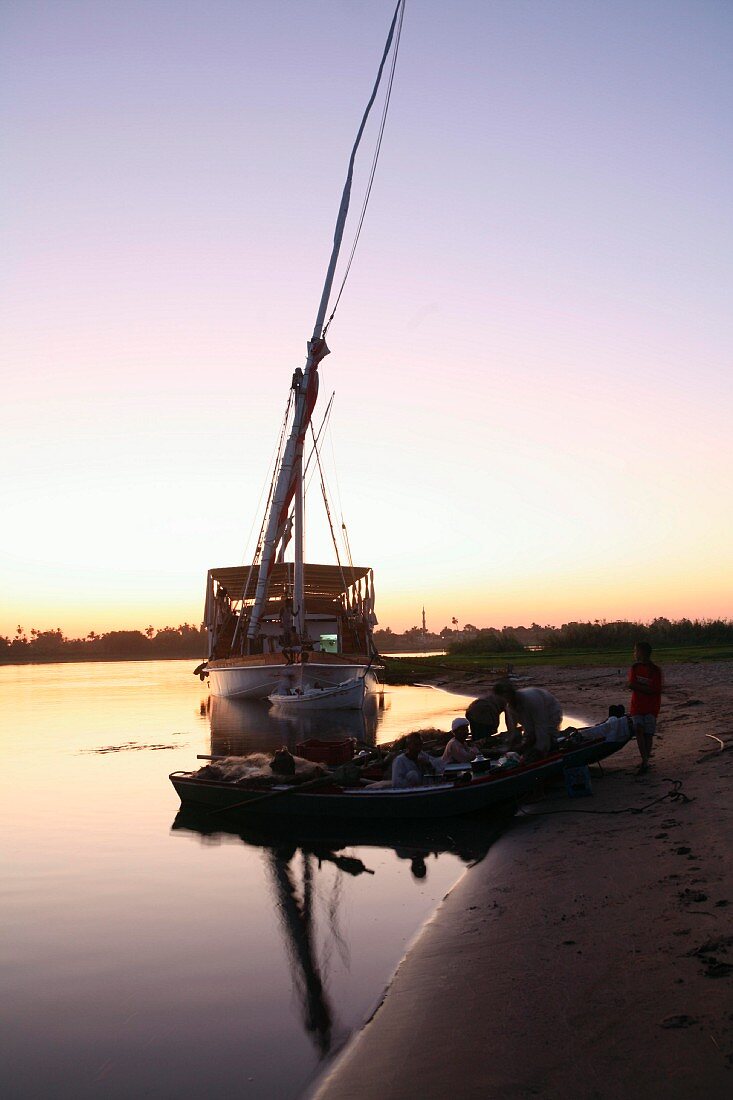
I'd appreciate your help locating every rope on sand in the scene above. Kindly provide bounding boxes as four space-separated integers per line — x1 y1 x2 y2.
518 777 693 817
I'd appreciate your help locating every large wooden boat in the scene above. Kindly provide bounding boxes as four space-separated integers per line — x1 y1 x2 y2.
195 6 408 705
169 734 630 821
202 564 381 701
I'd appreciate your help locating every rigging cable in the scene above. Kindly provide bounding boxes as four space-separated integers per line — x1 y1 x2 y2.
231 388 295 651
241 388 294 567
283 392 337 538
309 421 350 598
322 0 406 339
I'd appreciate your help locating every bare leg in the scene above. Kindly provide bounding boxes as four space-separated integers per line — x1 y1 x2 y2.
635 727 649 764
634 718 650 771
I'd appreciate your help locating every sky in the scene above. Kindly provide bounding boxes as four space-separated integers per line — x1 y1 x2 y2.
2 0 732 638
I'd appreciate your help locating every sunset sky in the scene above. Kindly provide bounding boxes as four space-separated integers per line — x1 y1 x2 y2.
2 0 732 638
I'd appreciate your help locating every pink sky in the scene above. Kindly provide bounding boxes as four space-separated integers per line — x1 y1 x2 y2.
2 1 732 637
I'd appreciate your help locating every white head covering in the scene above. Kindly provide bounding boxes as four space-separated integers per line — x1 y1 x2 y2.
451 716 470 732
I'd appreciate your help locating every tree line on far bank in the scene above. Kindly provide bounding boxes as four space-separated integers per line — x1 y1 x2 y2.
3 616 731 665
1 624 207 664
376 617 733 655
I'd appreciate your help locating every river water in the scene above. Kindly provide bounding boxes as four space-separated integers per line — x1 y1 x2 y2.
1 660 506 1099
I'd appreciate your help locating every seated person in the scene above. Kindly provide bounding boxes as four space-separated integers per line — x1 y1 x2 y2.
441 717 478 765
391 732 437 788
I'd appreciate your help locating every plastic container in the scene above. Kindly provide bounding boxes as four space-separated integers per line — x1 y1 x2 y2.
564 764 593 798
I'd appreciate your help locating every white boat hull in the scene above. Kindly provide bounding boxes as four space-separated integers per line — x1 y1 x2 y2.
269 677 366 711
207 661 382 702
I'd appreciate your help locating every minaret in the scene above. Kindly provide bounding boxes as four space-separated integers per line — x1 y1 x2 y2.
422 606 427 650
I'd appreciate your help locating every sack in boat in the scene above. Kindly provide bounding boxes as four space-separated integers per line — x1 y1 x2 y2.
194 752 325 786
575 716 632 744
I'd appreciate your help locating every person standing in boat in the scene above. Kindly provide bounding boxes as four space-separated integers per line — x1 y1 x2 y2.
627 641 663 774
465 693 506 742
391 732 437 788
442 717 478 765
493 681 563 760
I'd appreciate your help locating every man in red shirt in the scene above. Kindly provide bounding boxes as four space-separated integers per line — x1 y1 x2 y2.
628 641 663 773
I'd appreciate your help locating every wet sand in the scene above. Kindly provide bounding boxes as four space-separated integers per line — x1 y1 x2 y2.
314 661 733 1099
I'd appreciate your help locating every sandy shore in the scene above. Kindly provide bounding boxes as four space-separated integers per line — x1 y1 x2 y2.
314 661 733 1099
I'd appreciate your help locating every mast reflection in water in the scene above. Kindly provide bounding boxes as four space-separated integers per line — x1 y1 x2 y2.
171 806 510 1067
268 848 335 1055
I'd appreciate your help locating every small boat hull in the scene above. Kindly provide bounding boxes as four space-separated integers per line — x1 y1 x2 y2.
269 678 366 711
169 737 629 821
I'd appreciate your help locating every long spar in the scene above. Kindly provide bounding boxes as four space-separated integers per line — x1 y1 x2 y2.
247 0 404 643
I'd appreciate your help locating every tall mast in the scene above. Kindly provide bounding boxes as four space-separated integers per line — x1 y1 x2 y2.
247 0 405 643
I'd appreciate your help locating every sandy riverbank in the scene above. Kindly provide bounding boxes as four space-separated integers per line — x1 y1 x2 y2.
314 661 733 1099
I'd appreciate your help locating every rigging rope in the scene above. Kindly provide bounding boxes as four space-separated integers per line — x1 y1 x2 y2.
303 392 336 483
240 388 294 567
309 421 350 598
231 389 295 651
322 0 406 339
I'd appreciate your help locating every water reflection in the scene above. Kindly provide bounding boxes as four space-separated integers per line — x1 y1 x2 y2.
202 683 475 759
202 695 378 756
2 661 510 1100
172 806 509 1057
206 693 384 755
267 848 335 1055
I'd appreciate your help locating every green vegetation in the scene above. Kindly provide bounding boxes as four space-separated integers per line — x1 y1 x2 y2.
383 642 733 684
0 624 206 665
448 617 733 655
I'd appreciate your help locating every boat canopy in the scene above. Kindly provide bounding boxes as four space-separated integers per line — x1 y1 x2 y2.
208 563 372 606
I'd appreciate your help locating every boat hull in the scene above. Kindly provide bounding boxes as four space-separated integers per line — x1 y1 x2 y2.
169 737 629 821
207 659 382 701
269 678 366 711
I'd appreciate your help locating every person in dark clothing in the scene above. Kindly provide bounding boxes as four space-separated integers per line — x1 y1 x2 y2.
465 693 506 740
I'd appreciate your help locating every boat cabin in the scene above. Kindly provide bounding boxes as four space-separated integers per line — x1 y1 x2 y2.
204 562 376 659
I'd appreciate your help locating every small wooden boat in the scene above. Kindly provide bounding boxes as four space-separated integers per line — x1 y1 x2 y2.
269 677 366 711
169 733 630 821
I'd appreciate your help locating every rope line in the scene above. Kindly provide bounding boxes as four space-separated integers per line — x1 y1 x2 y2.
310 421 350 597
517 777 693 817
322 0 405 338
231 390 294 651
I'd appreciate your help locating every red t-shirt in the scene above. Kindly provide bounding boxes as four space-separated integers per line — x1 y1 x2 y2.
628 661 663 716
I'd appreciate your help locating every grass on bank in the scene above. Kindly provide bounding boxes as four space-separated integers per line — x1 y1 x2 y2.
382 645 733 684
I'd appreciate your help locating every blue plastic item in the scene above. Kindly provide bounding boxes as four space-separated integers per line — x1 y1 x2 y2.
564 764 593 798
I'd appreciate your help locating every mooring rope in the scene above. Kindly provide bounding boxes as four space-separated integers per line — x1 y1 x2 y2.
517 777 693 817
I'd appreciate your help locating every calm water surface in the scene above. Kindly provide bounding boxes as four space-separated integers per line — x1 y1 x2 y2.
1 660 504 1099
